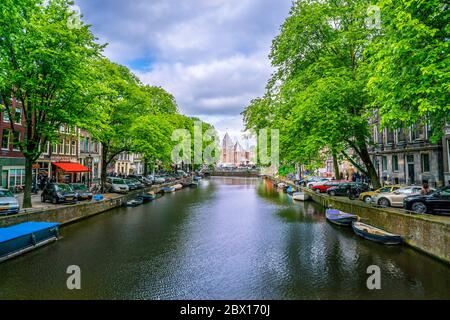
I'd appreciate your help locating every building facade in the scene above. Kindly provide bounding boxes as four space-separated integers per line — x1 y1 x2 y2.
78 130 102 184
0 98 26 189
219 133 255 167
114 152 145 176
369 119 444 187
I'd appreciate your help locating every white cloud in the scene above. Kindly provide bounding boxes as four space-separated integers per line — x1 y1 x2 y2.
76 0 292 140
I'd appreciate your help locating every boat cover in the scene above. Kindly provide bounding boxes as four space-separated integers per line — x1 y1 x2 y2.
0 222 60 243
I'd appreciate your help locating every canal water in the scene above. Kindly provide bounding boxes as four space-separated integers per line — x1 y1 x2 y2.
1 177 449 299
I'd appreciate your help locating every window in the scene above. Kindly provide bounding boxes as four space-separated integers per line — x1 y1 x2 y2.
1 129 10 150
387 129 394 144
41 142 50 155
397 129 406 142
382 156 387 171
52 143 58 154
12 131 20 151
1 105 9 123
411 123 425 141
392 155 399 172
70 140 76 155
9 169 25 187
64 139 70 154
58 140 64 154
421 153 430 173
407 155 414 163
14 108 22 124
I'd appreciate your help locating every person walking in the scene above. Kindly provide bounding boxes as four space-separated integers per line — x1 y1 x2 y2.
420 183 432 195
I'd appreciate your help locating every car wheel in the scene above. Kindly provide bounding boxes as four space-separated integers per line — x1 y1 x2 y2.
329 191 336 196
315 189 321 194
363 196 372 204
378 198 390 207
411 202 427 214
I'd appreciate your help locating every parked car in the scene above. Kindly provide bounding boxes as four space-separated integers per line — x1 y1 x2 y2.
371 186 433 208
41 183 78 204
106 178 129 194
129 178 144 189
124 179 138 191
0 188 20 215
326 182 369 197
359 185 405 204
69 183 93 201
404 186 450 214
307 178 331 188
128 175 152 186
153 175 166 184
311 180 349 193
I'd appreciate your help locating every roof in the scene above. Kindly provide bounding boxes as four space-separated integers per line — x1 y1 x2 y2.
222 133 234 149
53 162 90 173
0 222 60 243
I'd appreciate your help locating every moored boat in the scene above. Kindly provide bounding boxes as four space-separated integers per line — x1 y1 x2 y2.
124 197 144 207
140 194 156 202
352 222 403 245
173 184 183 190
0 222 60 263
292 192 310 201
325 209 358 226
286 186 295 194
161 186 176 193
193 176 202 181
190 181 199 187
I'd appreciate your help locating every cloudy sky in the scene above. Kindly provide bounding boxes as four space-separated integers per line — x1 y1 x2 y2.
76 0 292 145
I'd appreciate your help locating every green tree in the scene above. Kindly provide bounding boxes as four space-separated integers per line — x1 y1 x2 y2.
367 0 450 140
0 0 102 207
243 0 382 188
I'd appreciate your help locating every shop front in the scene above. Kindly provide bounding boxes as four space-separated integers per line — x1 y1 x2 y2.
52 162 90 184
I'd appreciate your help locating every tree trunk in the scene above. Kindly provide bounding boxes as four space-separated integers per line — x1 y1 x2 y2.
143 158 149 176
332 150 340 179
101 144 108 192
359 144 381 189
22 157 33 208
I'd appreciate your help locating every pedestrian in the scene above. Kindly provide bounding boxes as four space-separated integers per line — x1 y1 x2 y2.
420 183 432 195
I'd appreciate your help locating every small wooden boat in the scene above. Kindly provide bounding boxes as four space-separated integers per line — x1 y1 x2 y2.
0 222 60 263
325 209 358 226
124 197 144 207
161 186 176 193
193 176 202 181
352 222 403 245
173 184 183 190
139 194 156 203
292 192 310 201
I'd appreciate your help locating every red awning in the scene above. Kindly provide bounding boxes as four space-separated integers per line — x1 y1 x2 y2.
53 162 90 173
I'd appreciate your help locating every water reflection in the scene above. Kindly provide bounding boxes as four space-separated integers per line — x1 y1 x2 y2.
0 177 449 300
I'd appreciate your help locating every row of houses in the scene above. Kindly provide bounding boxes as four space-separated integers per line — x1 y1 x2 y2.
0 101 144 189
322 122 450 187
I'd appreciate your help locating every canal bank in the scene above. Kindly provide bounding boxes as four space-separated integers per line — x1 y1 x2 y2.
267 176 450 264
0 180 187 228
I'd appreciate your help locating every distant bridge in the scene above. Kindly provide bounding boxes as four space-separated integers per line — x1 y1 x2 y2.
209 169 261 177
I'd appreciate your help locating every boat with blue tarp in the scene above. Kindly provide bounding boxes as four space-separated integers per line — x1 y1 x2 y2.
0 222 60 262
325 209 358 226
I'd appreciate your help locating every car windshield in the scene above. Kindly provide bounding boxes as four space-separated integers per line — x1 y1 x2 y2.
112 178 126 185
55 184 71 192
0 190 14 197
125 180 134 185
71 184 87 191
